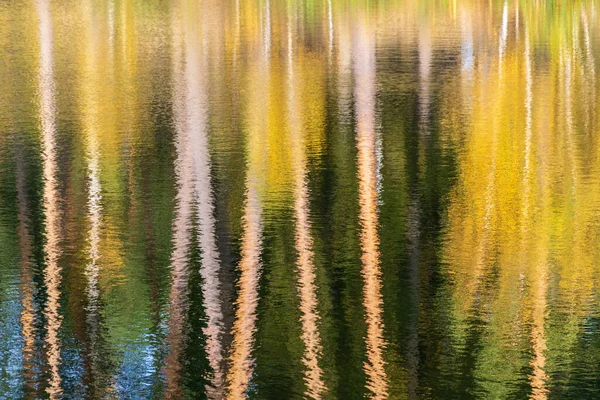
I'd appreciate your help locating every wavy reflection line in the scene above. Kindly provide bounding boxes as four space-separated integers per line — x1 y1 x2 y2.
469 0 505 295
164 8 194 397
226 5 270 395
16 148 36 388
185 12 226 397
287 31 326 399
163 96 194 397
36 0 62 397
167 3 226 397
293 155 326 400
226 184 263 399
354 16 388 400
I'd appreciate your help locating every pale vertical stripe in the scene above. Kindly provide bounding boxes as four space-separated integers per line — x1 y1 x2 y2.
225 184 263 399
226 3 270 394
36 0 62 397
164 6 194 396
185 6 226 396
354 15 389 400
81 0 103 388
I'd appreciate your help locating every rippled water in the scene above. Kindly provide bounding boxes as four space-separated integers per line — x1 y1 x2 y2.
1 0 600 398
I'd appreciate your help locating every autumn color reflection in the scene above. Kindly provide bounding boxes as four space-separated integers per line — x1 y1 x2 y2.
1 0 599 398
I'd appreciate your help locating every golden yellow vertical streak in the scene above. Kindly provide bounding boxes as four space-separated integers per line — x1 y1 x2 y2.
523 24 548 400
470 0 506 287
36 0 62 397
353 14 389 400
473 0 508 278
186 2 226 396
226 2 270 397
163 5 194 396
16 149 35 387
287 14 326 399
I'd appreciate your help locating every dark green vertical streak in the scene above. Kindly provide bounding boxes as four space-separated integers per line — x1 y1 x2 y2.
18 137 47 399
0 20 43 399
55 118 97 399
317 88 368 399
252 205 305 400
394 53 462 398
0 138 21 398
137 116 177 397
559 315 600 399
376 57 411 399
305 87 339 400
208 54 247 351
545 268 580 400
414 68 466 399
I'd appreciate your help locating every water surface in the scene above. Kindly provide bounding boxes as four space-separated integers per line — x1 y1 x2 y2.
1 0 600 398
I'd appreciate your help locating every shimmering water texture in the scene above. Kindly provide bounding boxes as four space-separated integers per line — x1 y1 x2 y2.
1 0 600 399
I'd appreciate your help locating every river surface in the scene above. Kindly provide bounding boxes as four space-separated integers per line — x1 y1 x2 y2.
1 0 600 399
